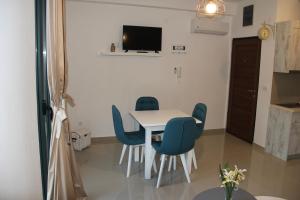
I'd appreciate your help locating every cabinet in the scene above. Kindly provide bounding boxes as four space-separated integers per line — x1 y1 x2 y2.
289 112 300 157
266 105 300 160
274 20 300 73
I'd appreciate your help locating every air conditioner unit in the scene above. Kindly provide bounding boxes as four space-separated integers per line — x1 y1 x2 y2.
191 17 229 35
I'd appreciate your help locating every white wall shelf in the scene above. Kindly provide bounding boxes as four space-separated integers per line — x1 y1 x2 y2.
100 51 162 57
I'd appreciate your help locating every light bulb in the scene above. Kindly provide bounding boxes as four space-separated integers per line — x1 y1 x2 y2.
205 2 217 14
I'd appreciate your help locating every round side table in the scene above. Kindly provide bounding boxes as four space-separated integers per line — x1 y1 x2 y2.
193 187 257 200
256 196 286 200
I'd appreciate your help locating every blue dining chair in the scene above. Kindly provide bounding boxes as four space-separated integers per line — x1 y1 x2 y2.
167 103 207 173
135 96 162 134
135 97 163 135
190 103 207 171
135 96 159 111
151 117 198 188
192 103 207 137
112 105 157 177
135 96 163 163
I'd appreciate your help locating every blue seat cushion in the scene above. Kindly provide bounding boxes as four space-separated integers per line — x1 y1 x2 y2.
195 124 204 138
152 118 197 155
192 103 207 139
125 131 145 145
152 141 162 152
152 140 186 155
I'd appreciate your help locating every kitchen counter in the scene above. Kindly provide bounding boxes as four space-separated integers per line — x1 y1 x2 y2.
266 104 300 160
270 104 300 113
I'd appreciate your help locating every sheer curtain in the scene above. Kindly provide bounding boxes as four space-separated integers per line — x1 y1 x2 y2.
46 0 87 199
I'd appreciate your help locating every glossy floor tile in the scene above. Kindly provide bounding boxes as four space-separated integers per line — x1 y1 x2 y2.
76 133 300 200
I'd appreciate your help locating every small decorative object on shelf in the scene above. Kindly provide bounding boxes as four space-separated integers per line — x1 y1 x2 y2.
110 43 116 52
219 164 247 200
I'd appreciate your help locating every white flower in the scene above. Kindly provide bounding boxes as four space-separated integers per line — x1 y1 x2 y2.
220 165 247 188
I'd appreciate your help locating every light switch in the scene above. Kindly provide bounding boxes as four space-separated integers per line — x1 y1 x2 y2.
174 67 182 79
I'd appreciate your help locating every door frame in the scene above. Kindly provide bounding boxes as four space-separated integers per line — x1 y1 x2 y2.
35 0 52 199
226 36 262 143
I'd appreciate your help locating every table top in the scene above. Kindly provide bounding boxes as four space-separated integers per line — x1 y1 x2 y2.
193 187 257 200
256 197 286 200
130 109 202 127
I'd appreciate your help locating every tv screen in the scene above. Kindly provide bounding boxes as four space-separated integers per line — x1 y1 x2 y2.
122 25 162 52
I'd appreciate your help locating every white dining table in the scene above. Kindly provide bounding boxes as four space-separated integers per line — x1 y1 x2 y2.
130 109 202 179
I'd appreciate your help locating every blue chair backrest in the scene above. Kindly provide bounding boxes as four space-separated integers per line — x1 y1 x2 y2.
192 103 207 138
159 117 197 155
112 105 128 144
135 96 159 111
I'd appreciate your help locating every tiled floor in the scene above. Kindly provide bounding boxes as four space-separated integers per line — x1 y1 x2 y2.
76 133 300 200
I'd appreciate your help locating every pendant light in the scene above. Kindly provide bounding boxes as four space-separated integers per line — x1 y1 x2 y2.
196 0 226 17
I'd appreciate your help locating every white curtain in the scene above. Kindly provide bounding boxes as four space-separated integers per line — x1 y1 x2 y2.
46 0 87 199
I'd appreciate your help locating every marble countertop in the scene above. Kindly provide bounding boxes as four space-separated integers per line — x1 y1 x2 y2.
270 104 300 112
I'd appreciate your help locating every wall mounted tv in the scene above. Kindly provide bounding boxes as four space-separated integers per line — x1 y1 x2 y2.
122 25 162 53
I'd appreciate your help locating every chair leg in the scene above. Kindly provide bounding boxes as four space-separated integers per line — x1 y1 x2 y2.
119 144 127 165
192 149 198 170
153 158 158 173
126 145 133 178
180 154 191 183
140 146 144 163
156 154 166 188
186 150 193 174
134 146 139 162
151 148 157 173
168 156 173 172
173 156 176 171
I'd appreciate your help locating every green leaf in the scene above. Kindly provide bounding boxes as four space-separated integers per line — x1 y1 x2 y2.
219 164 225 181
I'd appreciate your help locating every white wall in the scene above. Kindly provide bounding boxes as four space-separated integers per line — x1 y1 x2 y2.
0 0 43 199
231 0 277 147
66 0 235 137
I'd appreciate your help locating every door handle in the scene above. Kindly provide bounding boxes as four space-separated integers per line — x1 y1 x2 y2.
247 89 256 93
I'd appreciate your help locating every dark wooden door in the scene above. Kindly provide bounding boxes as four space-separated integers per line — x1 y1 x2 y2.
226 37 261 143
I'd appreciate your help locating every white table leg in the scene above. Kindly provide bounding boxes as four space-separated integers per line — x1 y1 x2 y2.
144 128 152 179
134 146 139 162
133 117 140 131
133 118 141 163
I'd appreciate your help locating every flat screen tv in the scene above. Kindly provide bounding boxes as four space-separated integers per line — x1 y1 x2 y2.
122 25 162 52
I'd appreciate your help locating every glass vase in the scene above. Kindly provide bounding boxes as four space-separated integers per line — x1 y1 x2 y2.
225 186 234 200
